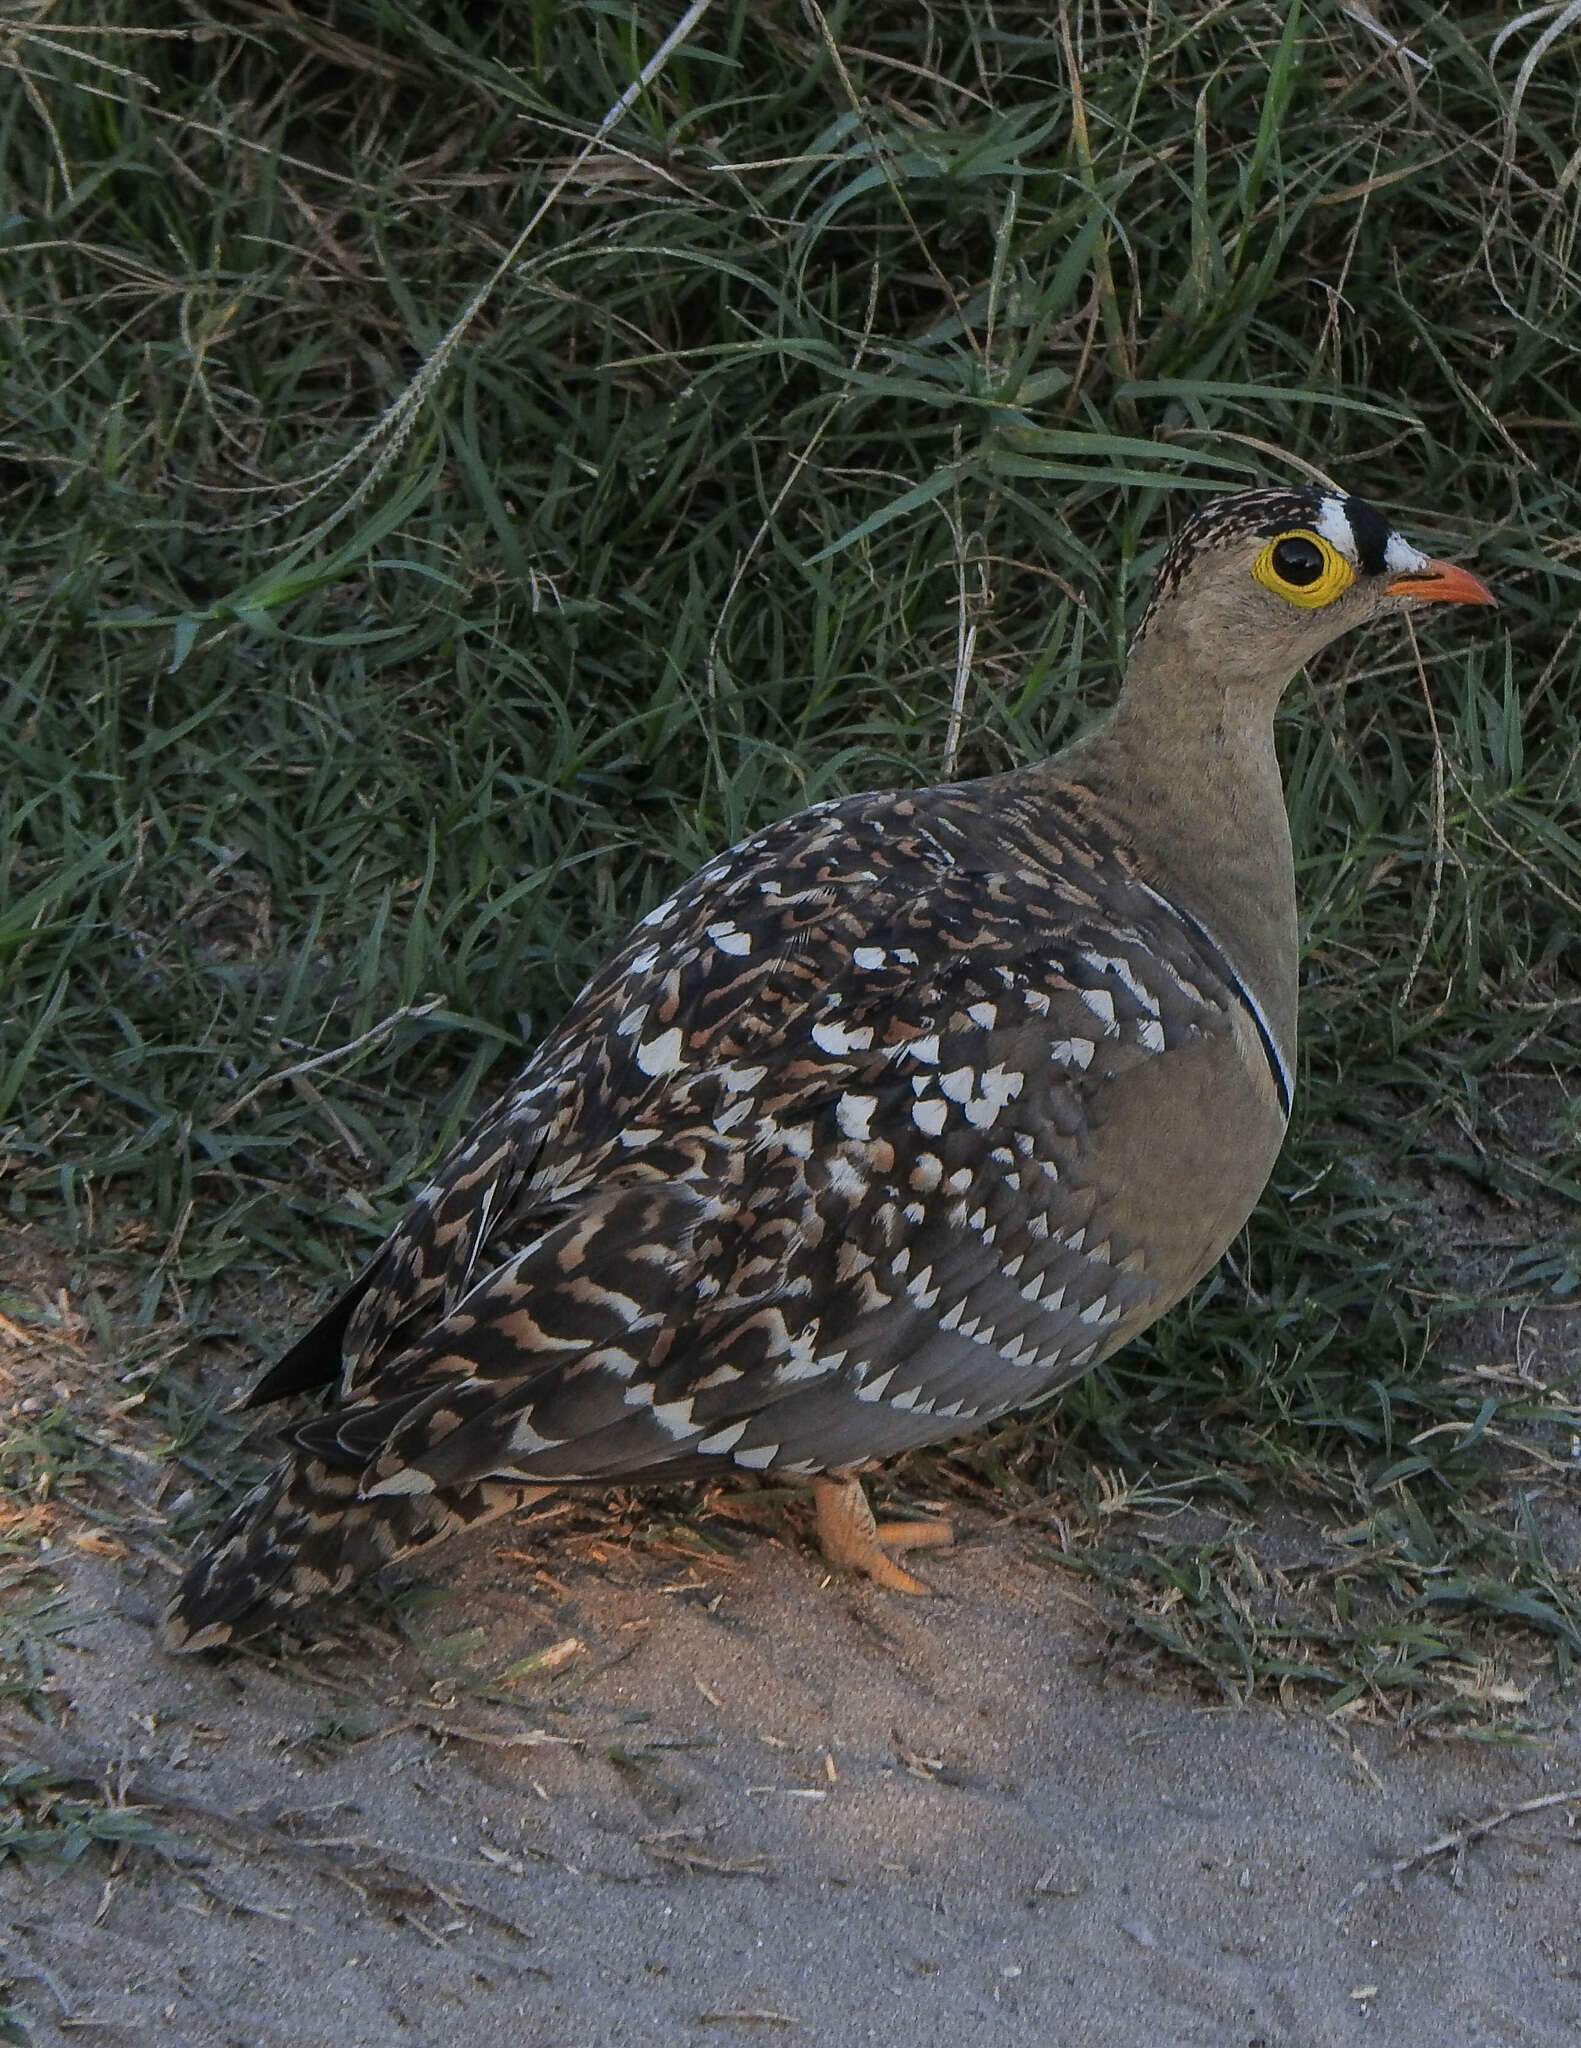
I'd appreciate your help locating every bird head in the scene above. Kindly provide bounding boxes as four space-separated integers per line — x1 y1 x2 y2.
1128 486 1495 704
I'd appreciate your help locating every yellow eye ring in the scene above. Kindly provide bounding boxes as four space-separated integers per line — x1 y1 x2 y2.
1252 530 1355 610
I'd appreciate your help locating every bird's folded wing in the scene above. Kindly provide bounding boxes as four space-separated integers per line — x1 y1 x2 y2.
254 773 1283 1492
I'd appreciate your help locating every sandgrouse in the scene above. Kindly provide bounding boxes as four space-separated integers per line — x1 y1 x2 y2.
166 485 1494 1648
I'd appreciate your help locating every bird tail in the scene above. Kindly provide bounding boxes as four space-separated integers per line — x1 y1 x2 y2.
162 1455 550 1652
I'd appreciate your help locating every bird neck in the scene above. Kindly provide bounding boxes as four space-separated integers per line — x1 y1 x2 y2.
1051 656 1300 1060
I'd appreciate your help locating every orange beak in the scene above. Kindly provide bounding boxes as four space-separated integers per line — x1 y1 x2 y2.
1385 558 1496 606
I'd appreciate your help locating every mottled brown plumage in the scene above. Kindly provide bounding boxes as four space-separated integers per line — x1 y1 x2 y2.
166 485 1494 1648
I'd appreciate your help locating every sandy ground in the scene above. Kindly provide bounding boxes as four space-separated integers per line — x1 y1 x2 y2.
5 1497 1581 2048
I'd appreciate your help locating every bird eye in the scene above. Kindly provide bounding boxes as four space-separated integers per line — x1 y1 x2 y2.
1251 529 1355 609
1271 536 1325 586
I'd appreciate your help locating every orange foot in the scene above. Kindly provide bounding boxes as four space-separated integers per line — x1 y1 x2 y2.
811 1469 954 1595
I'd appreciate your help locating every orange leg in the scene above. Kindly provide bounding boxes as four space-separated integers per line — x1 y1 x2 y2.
811 1470 953 1595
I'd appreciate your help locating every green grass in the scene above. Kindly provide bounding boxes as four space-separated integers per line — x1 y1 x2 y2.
3 0 1580 1729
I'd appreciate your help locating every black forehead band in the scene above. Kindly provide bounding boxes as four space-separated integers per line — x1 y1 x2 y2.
1340 495 1392 577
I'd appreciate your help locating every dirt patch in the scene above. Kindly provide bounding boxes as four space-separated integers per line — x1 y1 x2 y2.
5 1184 1581 2047
5 1496 1581 2047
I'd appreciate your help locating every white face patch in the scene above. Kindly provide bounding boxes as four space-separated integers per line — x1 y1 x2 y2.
1313 496 1358 560
1384 530 1429 574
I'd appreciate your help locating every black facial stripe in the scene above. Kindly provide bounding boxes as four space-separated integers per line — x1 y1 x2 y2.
1342 495 1392 577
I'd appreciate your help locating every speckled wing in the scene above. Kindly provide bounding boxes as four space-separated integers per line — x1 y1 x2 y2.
257 769 1290 1503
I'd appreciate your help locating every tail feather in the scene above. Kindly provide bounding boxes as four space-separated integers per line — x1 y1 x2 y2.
162 1455 551 1651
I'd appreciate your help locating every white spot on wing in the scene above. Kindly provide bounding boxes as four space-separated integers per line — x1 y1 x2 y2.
979 1065 1023 1109
814 1018 875 1056
1085 952 1160 1016
734 1442 779 1469
697 1421 748 1454
853 946 886 970
364 1467 435 1498
776 1348 842 1385
507 1414 563 1454
636 1027 685 1076
836 1093 877 1140
912 1098 948 1136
